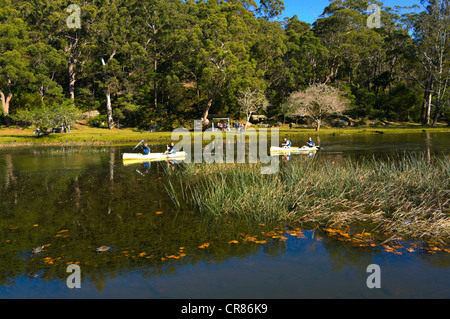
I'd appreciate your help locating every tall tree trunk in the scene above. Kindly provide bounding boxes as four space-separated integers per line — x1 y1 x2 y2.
68 61 76 102
202 89 219 124
432 98 440 127
154 58 158 110
201 97 214 124
65 34 80 104
245 112 253 130
106 85 114 130
39 85 45 103
425 89 433 125
0 89 12 115
101 52 117 130
153 26 158 111
422 78 433 125
421 81 429 123
315 119 321 131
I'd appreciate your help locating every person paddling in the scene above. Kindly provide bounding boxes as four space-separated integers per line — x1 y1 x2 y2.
142 142 150 155
281 137 292 149
164 142 176 155
302 137 315 148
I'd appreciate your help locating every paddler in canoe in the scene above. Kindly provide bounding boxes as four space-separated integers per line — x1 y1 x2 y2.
130 140 150 155
141 142 150 155
301 137 316 149
163 142 176 155
281 137 292 149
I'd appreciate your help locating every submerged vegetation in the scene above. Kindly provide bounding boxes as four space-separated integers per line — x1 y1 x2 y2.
171 154 450 244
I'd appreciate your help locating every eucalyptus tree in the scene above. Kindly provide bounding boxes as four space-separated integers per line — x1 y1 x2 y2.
193 0 262 123
127 0 188 114
313 0 385 85
250 18 287 111
411 0 450 126
257 0 285 20
311 0 423 120
26 42 66 105
91 0 131 129
284 16 328 89
255 15 328 118
0 0 35 117
29 0 99 104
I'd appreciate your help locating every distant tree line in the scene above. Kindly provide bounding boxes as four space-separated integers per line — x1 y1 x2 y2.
0 0 448 130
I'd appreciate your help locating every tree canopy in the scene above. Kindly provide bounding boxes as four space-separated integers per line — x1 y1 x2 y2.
0 0 448 129
287 83 350 131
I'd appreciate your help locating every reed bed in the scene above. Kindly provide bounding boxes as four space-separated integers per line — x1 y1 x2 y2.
172 154 450 243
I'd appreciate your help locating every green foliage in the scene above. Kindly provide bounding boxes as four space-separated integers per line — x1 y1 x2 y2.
86 114 109 128
388 83 420 121
13 100 82 132
351 88 377 118
1 0 447 127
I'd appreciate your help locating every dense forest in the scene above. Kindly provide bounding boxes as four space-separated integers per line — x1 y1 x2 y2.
0 0 449 130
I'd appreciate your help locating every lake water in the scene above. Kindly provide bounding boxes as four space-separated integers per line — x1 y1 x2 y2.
0 132 449 299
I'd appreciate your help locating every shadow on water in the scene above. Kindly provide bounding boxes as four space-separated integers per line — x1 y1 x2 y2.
0 132 448 298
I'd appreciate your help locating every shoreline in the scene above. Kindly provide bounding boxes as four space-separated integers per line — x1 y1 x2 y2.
0 124 448 148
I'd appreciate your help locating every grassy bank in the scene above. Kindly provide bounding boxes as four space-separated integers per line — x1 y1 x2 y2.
0 123 448 147
0 125 175 147
170 154 449 245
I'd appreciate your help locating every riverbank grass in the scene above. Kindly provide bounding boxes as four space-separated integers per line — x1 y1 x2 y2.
0 123 448 147
0 125 175 146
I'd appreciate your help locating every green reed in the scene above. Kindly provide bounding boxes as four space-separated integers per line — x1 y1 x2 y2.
171 154 449 242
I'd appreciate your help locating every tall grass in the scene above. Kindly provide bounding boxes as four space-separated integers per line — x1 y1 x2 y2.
172 154 450 242
181 164 289 221
284 155 449 241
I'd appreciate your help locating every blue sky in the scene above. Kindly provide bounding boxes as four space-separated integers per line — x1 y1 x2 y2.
280 0 424 24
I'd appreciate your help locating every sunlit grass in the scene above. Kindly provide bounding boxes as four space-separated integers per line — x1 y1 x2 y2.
0 125 176 147
1 123 448 147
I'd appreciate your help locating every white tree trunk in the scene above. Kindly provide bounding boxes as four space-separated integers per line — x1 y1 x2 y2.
106 86 114 130
102 53 116 130
0 90 12 115
68 60 77 103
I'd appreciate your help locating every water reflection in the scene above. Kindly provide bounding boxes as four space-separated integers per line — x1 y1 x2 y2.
0 132 449 298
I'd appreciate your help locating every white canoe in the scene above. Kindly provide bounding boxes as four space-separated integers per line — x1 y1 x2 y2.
270 146 320 152
123 151 187 160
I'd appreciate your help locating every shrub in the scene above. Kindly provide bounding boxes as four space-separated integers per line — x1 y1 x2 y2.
86 115 109 128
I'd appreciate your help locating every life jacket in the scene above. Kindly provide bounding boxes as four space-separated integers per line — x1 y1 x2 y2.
168 146 176 153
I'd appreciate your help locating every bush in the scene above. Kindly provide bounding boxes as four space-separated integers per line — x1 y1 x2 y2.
137 113 191 131
351 88 376 118
12 100 82 133
86 115 109 128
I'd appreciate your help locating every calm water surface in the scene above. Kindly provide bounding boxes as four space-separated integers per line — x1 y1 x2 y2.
0 132 449 299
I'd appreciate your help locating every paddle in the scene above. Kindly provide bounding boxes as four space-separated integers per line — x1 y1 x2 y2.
131 140 144 152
